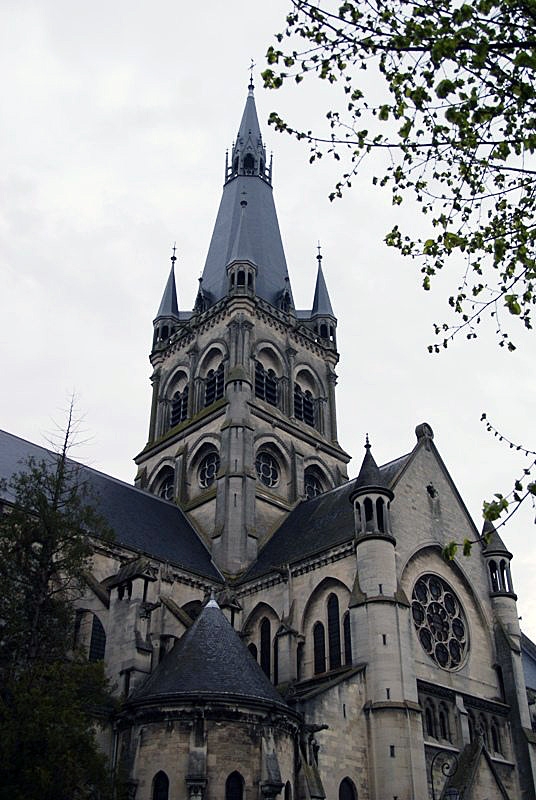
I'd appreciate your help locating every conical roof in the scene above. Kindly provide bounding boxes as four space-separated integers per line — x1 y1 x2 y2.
130 599 288 709
312 261 335 317
353 437 393 495
199 84 293 309
155 262 179 320
482 519 512 556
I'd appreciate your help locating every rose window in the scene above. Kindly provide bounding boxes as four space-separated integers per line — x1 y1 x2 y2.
411 574 468 669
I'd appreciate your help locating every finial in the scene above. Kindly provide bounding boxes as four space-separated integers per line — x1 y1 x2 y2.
365 433 371 450
317 241 322 265
249 59 255 94
171 242 177 266
207 589 219 608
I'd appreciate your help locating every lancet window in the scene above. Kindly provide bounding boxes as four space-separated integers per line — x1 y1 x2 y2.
204 362 224 406
255 361 278 406
294 384 315 427
170 386 188 427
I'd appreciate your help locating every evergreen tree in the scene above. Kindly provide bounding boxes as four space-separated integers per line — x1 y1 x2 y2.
0 414 115 800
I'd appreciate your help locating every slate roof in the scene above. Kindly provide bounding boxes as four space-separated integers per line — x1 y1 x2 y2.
481 519 512 556
130 599 289 709
311 262 335 318
0 430 222 582
200 89 292 309
240 454 410 582
155 263 179 320
353 439 391 492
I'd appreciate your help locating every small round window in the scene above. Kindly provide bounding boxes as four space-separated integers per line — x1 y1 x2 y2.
255 451 279 488
412 574 468 670
198 452 220 488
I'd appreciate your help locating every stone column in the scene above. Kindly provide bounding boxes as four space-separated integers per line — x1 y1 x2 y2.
148 370 160 443
326 369 338 443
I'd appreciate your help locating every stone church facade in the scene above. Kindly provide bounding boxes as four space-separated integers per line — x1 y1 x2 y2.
2 82 536 800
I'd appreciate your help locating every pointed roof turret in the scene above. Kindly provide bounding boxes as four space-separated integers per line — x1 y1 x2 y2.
312 247 335 318
130 599 288 710
482 519 512 556
199 82 293 310
353 436 393 496
155 246 180 321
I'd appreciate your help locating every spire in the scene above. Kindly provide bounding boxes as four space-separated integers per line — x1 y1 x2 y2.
155 246 180 320
199 83 293 309
354 436 390 492
482 519 512 555
312 245 335 317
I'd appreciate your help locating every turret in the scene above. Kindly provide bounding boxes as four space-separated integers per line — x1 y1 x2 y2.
152 247 180 350
349 437 395 597
481 519 521 637
311 248 337 348
348 437 428 798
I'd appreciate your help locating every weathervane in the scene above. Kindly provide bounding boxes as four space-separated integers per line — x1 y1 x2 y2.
249 59 256 90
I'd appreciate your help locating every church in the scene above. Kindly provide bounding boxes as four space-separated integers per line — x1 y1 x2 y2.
2 80 536 800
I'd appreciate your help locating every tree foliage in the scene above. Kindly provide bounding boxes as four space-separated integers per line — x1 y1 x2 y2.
263 0 536 351
0 416 115 800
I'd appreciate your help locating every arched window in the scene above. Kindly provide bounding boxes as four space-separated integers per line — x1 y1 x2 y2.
425 705 435 739
255 451 280 488
327 594 341 669
294 385 315 427
260 617 271 678
284 782 293 800
297 641 304 680
489 560 500 592
364 498 374 528
158 471 174 501
243 153 255 173
248 642 258 661
304 467 324 499
170 386 188 427
152 771 169 800
468 711 475 743
439 704 450 741
205 362 224 406
343 612 352 665
500 559 512 592
226 771 244 800
255 362 278 406
313 621 326 674
491 719 502 753
89 614 106 662
339 777 357 800
376 498 385 532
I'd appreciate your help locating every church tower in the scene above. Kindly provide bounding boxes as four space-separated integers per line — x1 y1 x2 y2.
135 81 350 575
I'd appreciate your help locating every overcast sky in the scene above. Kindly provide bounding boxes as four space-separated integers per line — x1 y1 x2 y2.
1 1 535 639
